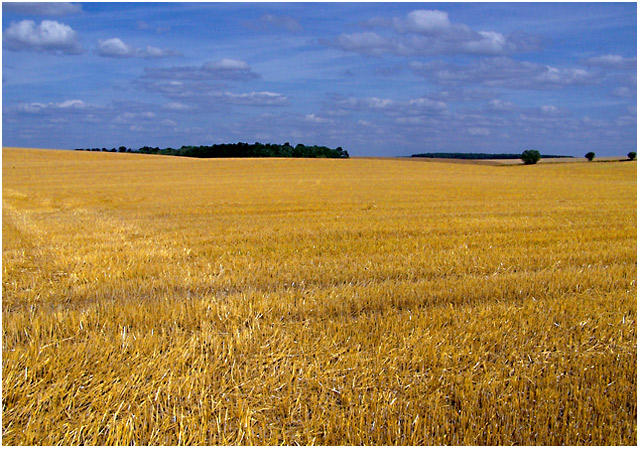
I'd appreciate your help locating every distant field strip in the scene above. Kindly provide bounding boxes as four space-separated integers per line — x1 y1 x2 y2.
2 148 636 444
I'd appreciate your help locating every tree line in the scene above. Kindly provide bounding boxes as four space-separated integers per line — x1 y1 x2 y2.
75 142 349 159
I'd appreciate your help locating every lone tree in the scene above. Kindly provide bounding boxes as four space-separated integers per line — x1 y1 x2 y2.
585 151 595 161
521 149 541 165
628 152 636 160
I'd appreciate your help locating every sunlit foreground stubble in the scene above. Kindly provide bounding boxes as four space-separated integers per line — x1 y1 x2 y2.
2 147 636 445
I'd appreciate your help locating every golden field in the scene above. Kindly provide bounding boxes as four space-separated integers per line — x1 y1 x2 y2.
2 147 636 445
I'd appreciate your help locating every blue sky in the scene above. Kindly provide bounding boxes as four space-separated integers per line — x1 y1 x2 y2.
2 1 637 156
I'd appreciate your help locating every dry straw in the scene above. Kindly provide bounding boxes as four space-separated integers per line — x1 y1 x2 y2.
2 148 636 444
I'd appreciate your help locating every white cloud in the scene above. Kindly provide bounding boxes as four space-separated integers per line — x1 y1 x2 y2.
305 114 332 124
96 38 181 59
138 79 290 107
162 102 191 111
144 59 259 80
334 32 395 56
137 21 152 30
583 54 636 70
3 20 82 54
58 99 85 109
3 2 83 16
430 88 497 102
113 111 156 124
540 105 559 115
245 13 303 33
394 116 428 125
14 99 86 113
204 58 250 72
467 127 490 136
404 10 451 33
410 57 601 90
537 66 593 85
612 86 636 98
367 97 394 109
327 93 448 119
96 38 136 57
144 45 180 58
488 99 515 111
328 94 395 111
330 9 539 57
221 91 289 106
16 102 47 113
407 97 447 112
517 105 569 120
462 31 507 55
134 62 289 111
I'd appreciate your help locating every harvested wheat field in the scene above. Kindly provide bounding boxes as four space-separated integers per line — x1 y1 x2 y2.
2 147 636 445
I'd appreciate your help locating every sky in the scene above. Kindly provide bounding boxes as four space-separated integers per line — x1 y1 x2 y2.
1 1 637 157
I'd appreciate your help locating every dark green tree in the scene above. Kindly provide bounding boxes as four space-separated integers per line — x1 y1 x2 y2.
585 152 595 161
627 152 636 160
521 149 541 165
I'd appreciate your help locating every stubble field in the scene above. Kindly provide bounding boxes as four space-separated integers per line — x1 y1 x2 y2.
2 147 636 444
